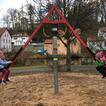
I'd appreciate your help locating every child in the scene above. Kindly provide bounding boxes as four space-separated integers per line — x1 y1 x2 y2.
0 50 12 84
95 51 106 78
0 64 5 83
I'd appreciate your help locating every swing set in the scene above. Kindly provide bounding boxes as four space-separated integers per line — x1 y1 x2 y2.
7 5 95 68
4 5 101 94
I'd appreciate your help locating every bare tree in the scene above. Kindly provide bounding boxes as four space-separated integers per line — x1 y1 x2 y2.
100 0 106 22
7 8 17 29
3 15 10 28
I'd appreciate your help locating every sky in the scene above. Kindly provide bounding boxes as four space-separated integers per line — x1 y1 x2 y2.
0 0 63 27
0 0 32 26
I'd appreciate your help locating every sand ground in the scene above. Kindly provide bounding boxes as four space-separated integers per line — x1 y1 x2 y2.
0 72 106 106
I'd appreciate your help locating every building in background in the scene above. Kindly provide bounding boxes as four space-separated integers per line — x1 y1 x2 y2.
98 27 106 39
44 38 81 56
12 33 29 46
44 38 67 55
98 27 106 50
87 27 106 53
0 28 12 52
12 33 44 52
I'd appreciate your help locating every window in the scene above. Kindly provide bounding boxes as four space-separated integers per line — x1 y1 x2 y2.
3 45 5 49
105 42 106 46
103 33 106 37
14 37 17 40
3 39 5 43
22 38 25 40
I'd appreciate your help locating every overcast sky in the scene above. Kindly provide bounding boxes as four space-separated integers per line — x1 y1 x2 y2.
0 0 57 26
0 0 32 26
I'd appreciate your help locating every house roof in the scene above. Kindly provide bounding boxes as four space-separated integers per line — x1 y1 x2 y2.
44 39 52 44
0 28 7 37
99 27 106 32
12 33 29 37
87 36 96 41
87 35 105 42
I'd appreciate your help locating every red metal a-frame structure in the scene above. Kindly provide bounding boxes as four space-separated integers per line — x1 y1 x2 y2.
8 5 95 67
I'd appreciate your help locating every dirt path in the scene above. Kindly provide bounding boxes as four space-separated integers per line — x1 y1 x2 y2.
0 72 106 106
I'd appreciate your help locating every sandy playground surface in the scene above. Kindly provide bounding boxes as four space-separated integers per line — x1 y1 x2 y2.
0 72 106 106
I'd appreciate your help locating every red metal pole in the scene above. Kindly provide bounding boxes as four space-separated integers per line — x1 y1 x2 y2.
8 5 57 65
65 21 95 59
65 21 87 48
8 4 96 68
7 22 44 68
22 22 44 49
53 5 95 59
